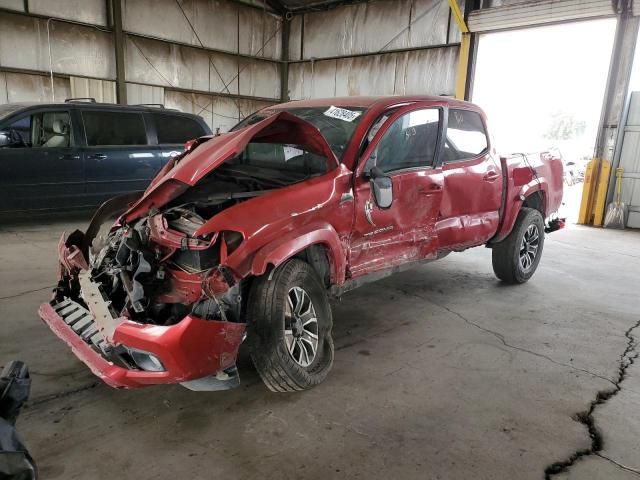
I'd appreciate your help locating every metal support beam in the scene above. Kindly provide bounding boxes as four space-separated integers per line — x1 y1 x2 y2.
448 0 470 100
280 16 291 102
110 0 127 104
464 32 478 101
578 9 640 225
287 42 459 64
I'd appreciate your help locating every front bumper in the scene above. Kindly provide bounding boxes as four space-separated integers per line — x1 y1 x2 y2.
38 299 246 389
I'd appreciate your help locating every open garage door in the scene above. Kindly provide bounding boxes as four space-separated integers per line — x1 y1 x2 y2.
615 91 640 227
471 19 617 222
468 0 615 32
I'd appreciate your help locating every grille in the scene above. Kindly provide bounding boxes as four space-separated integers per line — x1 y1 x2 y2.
53 299 108 352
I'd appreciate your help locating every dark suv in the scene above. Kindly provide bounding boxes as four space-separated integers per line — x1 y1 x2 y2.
0 99 211 214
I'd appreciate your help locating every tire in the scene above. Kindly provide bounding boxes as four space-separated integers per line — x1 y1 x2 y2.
492 207 545 284
247 258 334 392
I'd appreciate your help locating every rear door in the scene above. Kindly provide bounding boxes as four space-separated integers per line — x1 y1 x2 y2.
349 105 445 277
437 108 503 249
151 112 210 166
80 109 160 205
0 107 84 212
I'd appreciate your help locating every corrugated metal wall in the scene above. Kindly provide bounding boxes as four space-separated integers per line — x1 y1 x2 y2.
287 0 462 100
0 0 461 127
0 0 280 132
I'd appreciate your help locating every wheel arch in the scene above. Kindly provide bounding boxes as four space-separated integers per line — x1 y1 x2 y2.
522 190 546 216
250 224 347 287
491 184 548 244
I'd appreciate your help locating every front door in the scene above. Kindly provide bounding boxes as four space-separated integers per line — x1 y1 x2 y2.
0 108 84 212
349 106 445 278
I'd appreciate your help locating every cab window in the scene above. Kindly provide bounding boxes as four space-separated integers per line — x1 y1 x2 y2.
444 109 488 162
365 108 440 173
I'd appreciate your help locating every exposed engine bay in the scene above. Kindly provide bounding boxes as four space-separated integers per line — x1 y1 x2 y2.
80 162 312 328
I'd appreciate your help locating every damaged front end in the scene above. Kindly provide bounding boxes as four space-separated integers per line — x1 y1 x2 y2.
40 201 247 390
39 111 340 391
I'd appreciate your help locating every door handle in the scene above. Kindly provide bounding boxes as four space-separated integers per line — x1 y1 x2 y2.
483 171 500 182
58 154 80 160
88 153 107 160
418 184 442 195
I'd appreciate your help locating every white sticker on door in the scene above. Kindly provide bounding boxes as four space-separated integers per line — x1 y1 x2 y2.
323 106 362 122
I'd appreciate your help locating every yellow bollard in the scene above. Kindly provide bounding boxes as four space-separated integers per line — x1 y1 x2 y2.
578 159 597 225
593 160 611 226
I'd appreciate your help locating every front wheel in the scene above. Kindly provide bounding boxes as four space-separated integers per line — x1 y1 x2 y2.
492 207 545 284
247 259 334 392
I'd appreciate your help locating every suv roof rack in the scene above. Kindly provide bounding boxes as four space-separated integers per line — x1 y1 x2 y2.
135 103 165 108
65 97 97 103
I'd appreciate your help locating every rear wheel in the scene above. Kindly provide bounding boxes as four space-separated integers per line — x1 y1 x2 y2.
492 207 545 284
248 259 334 392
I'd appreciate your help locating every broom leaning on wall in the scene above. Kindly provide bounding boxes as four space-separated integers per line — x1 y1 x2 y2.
604 168 627 229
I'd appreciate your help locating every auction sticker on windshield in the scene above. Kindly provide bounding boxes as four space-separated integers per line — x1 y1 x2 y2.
324 106 362 122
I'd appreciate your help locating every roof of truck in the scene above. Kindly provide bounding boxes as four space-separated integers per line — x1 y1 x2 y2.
274 95 480 111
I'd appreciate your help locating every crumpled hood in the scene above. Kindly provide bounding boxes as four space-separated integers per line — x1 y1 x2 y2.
123 112 338 223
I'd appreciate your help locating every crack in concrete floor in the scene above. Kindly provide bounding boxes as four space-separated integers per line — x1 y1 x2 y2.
0 285 55 301
595 453 640 477
544 319 640 478
393 286 618 387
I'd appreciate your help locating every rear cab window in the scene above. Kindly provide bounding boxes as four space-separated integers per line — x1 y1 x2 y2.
82 110 148 146
444 109 489 162
153 113 206 144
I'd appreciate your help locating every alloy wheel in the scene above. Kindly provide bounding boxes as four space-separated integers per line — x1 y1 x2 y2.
284 286 319 367
519 224 540 272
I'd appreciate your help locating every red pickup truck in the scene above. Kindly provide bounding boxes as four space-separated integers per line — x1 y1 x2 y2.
39 96 563 392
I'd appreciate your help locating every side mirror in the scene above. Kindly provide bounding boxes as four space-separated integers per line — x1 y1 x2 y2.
0 131 11 148
368 166 393 209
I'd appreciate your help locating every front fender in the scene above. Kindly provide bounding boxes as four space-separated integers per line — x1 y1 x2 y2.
250 223 346 285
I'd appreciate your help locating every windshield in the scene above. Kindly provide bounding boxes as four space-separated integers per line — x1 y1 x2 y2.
233 106 367 161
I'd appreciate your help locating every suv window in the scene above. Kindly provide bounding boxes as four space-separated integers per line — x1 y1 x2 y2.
444 109 488 162
2 111 72 148
83 111 147 146
153 113 206 144
365 108 440 173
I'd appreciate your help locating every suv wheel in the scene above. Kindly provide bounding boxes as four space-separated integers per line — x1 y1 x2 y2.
492 207 545 284
247 259 334 392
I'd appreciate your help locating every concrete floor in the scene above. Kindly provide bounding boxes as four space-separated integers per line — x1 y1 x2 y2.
1 216 639 480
